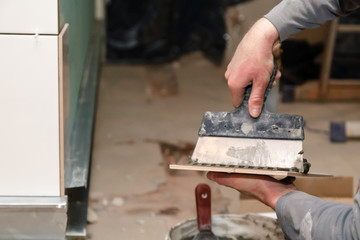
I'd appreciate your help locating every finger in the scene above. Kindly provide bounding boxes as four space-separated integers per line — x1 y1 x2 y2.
280 176 296 184
271 80 277 88
248 77 268 118
207 172 230 183
228 79 246 108
207 172 244 188
225 68 230 80
208 172 270 181
207 172 272 187
271 70 281 88
275 69 281 79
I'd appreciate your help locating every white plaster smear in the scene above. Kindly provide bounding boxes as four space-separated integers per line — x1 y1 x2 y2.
192 137 304 171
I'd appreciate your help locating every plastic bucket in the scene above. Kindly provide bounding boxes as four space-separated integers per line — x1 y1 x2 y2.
165 214 284 240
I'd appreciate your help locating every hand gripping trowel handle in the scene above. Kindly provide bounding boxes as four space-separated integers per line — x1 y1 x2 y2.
243 60 278 104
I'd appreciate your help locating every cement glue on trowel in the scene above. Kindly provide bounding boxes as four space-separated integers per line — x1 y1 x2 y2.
191 61 311 174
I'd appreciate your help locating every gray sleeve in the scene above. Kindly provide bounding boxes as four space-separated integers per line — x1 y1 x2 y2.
275 187 360 239
264 0 360 41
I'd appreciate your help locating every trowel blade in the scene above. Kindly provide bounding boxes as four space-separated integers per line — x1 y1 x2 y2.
191 136 305 172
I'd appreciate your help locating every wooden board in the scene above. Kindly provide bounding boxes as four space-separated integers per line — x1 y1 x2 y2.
169 164 332 178
291 19 360 102
293 80 360 101
58 24 70 196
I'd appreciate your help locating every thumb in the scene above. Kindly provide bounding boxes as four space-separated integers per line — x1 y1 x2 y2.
248 80 267 118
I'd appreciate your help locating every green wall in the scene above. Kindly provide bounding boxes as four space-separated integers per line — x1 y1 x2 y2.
60 0 95 130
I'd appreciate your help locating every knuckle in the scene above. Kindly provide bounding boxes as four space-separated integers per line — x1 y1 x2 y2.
225 70 230 79
250 96 264 106
227 78 237 89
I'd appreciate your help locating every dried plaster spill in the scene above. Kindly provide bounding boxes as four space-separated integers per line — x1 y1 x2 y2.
241 122 253 135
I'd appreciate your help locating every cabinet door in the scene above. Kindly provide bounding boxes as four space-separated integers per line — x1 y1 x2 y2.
0 0 58 34
0 34 60 196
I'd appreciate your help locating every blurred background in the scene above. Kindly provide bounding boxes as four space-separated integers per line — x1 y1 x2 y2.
1 0 360 239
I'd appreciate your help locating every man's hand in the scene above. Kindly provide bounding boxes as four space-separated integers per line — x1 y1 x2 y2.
207 172 296 209
226 18 281 118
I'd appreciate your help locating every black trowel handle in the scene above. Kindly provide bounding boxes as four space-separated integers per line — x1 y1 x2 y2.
243 59 278 102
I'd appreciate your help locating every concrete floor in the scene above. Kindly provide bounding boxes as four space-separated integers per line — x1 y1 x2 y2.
87 52 360 239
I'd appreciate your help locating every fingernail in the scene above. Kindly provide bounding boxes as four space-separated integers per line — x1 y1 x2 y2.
251 108 260 116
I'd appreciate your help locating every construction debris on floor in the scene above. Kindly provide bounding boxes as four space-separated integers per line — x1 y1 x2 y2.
87 52 360 240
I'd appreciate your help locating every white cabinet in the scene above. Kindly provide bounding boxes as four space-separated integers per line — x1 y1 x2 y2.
0 25 68 196
0 0 59 34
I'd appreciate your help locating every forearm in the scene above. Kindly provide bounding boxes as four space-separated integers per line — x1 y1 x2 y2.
265 0 360 42
276 190 360 239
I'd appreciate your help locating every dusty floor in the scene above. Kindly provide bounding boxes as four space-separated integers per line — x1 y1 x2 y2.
87 52 360 239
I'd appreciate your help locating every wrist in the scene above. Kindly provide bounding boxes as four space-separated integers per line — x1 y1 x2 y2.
266 189 295 209
251 18 279 48
258 181 296 210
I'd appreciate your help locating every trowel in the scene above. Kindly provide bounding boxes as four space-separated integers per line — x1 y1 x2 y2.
193 183 218 240
190 61 311 174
